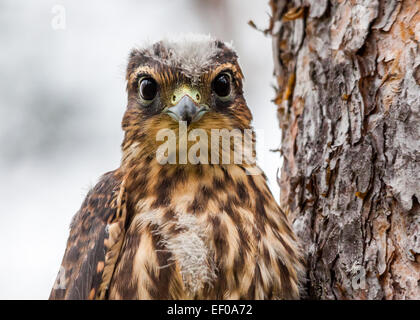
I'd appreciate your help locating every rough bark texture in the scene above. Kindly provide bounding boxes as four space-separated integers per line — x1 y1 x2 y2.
269 0 420 299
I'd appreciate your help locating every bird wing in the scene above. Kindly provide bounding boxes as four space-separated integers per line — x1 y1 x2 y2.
49 170 128 300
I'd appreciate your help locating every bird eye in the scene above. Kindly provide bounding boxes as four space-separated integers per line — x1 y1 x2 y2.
212 73 231 98
139 77 157 101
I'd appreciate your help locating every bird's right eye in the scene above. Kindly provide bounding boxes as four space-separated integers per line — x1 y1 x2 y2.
139 77 158 101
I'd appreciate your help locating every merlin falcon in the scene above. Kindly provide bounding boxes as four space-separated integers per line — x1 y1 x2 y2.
50 34 303 300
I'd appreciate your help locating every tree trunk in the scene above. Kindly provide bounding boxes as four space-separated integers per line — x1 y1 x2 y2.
269 0 420 299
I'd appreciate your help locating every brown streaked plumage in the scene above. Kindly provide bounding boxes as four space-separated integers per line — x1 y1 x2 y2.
50 34 304 300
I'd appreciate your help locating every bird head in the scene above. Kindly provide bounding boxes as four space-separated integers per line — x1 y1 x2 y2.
121 34 254 166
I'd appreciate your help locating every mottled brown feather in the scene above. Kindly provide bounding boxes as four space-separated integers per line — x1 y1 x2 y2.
49 170 126 300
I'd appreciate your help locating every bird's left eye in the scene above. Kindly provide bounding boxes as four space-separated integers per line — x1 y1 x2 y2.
212 73 231 98
139 77 158 101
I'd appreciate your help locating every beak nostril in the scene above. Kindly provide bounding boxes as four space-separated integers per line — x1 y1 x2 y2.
172 95 176 102
165 95 207 124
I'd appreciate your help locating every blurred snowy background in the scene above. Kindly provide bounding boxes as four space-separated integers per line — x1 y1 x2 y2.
0 0 281 299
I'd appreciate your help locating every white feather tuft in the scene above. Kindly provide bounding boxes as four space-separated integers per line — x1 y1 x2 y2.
139 33 236 80
138 209 217 294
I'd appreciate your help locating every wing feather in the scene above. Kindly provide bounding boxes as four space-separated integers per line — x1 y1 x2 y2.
49 170 127 300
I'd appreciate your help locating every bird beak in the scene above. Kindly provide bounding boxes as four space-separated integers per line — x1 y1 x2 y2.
164 95 209 125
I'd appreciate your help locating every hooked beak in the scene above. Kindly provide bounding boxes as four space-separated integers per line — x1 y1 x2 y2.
164 96 209 125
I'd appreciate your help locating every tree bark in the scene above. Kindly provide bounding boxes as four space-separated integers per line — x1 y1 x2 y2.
269 0 420 299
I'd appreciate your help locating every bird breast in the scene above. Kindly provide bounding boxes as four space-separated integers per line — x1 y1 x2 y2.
108 164 301 299
136 206 218 296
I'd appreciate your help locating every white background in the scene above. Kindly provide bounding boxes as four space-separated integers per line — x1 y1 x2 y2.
0 0 282 299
